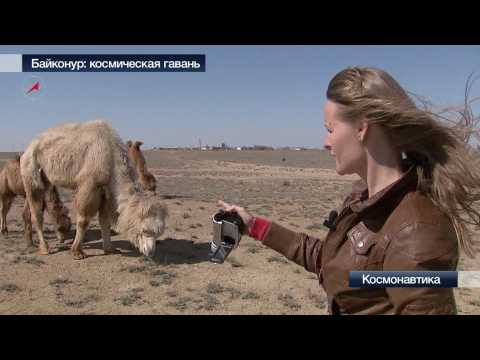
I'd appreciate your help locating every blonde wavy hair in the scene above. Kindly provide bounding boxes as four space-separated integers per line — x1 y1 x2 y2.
327 67 480 257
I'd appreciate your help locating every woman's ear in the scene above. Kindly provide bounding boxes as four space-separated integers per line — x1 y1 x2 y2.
357 120 369 143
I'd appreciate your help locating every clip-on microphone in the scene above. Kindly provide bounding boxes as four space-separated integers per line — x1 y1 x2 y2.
323 210 338 230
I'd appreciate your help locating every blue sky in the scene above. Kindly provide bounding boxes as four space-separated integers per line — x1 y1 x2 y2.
0 45 479 151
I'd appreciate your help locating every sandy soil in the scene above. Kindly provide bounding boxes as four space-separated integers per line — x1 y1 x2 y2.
0 150 479 315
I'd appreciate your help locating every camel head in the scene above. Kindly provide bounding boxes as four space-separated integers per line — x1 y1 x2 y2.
126 140 143 151
117 194 168 257
141 172 157 194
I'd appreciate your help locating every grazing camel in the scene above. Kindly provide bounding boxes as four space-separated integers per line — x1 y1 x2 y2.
126 140 157 194
20 120 168 260
0 156 71 246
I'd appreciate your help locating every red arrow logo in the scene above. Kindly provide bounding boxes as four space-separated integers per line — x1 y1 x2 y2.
26 81 40 95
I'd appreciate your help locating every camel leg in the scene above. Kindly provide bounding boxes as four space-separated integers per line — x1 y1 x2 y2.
71 216 90 260
22 200 33 247
98 189 119 255
0 196 5 235
56 228 65 243
71 182 101 260
1 195 14 236
44 186 71 244
26 189 49 255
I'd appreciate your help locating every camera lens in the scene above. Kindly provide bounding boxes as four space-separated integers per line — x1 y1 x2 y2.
213 210 226 222
223 236 235 246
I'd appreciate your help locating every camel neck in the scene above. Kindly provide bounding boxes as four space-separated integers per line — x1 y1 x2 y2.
112 151 139 206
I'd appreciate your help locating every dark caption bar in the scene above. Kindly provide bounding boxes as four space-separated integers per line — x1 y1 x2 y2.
22 55 205 72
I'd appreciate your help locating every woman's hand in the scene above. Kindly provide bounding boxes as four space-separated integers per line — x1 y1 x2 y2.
217 200 254 228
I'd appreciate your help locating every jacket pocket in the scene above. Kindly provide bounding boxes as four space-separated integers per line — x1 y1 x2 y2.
347 222 379 269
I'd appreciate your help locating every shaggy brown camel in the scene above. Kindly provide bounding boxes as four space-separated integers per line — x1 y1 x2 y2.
20 120 168 260
0 156 71 246
126 140 157 194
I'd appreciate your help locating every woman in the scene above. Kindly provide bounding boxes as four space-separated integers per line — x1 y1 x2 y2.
219 67 480 315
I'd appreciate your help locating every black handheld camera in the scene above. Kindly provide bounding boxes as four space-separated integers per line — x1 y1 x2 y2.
209 210 245 264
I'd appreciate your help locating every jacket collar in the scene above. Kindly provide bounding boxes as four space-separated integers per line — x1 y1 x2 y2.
349 166 417 214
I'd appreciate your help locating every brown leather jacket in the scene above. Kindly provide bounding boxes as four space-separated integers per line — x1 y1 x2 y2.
262 167 459 314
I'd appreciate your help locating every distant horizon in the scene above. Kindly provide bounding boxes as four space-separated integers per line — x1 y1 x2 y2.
1 45 479 151
0 146 331 155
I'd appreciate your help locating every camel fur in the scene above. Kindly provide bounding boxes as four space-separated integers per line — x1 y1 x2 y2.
20 120 167 260
0 156 71 246
126 140 157 194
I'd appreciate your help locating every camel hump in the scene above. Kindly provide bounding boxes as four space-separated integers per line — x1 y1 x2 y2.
134 141 143 149
126 140 133 147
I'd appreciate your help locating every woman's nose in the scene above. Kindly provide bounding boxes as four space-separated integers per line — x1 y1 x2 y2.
324 137 332 151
